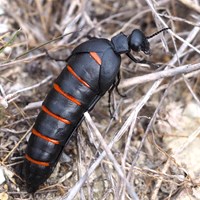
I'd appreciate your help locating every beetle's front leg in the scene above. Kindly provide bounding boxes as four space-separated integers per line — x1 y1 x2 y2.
126 52 159 69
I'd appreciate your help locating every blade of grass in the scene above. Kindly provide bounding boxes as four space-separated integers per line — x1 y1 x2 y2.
0 28 21 53
14 29 82 60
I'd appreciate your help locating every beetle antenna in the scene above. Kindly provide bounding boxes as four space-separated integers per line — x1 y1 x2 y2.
146 27 170 39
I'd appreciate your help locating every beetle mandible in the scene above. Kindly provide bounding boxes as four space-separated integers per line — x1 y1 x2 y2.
23 28 169 193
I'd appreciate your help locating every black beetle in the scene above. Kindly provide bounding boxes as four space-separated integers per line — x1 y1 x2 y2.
23 27 169 193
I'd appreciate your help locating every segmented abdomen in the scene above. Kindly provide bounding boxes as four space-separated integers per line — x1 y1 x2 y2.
23 51 102 192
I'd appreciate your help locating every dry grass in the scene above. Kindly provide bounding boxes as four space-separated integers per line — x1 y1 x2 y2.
1 0 200 199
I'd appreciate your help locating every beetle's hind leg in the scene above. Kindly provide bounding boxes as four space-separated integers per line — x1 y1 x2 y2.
86 35 98 40
44 49 69 62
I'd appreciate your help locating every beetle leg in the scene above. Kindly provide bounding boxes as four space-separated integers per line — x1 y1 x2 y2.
108 73 126 119
86 35 98 40
126 52 139 63
126 52 159 68
108 87 115 119
45 49 68 62
115 72 126 98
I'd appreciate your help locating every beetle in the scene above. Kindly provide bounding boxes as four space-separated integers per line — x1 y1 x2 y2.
23 27 169 193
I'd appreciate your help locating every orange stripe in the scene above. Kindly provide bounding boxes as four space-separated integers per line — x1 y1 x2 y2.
32 128 60 145
89 52 102 65
53 83 81 106
67 65 90 88
42 105 71 124
25 154 50 167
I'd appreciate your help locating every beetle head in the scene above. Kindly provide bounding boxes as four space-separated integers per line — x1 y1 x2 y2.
128 29 150 55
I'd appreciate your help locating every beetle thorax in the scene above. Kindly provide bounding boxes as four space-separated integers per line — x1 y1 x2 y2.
111 32 129 54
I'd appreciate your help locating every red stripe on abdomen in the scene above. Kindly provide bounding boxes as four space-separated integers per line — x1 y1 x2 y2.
25 154 50 167
42 105 71 124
